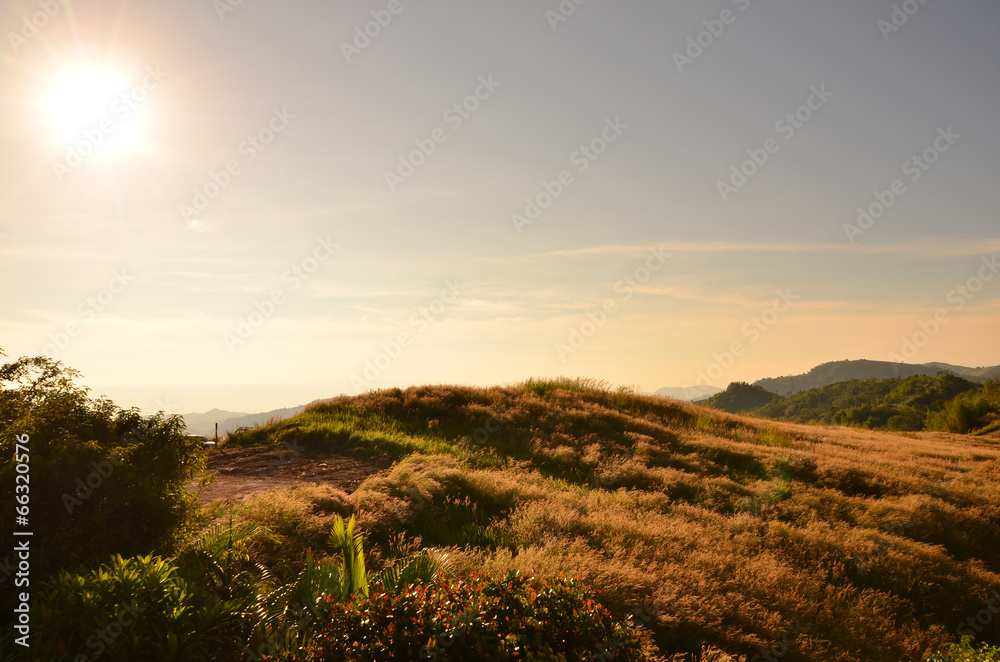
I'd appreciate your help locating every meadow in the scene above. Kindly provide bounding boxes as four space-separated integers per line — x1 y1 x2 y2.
220 378 1000 661
3 356 1000 661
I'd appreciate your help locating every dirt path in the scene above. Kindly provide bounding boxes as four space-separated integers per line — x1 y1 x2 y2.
190 444 396 504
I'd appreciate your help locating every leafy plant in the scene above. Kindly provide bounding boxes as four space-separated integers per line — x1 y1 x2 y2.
35 555 237 662
927 637 1000 661
265 571 656 662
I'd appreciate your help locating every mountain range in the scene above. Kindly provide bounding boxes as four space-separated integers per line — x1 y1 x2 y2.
182 405 308 437
753 359 1000 396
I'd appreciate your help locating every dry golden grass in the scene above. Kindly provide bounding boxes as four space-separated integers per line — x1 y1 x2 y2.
220 379 1000 661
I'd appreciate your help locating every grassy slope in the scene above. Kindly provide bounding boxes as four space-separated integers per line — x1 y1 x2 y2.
220 379 1000 662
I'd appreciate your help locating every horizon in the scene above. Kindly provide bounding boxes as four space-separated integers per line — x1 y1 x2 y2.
2 1 998 414
177 356 996 418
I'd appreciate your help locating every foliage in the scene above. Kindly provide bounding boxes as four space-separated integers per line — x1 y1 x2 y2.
714 374 995 433
701 382 779 414
927 637 1000 661
264 571 656 662
926 381 1000 434
34 554 238 662
0 351 204 594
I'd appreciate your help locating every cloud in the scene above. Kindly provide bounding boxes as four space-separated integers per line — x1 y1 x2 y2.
533 238 1000 259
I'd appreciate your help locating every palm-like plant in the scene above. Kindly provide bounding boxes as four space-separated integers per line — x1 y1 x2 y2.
328 514 369 601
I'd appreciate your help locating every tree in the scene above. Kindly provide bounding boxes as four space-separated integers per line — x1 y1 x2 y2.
1 349 205 585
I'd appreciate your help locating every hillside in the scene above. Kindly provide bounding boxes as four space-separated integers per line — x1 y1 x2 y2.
754 360 999 396
926 362 1000 382
216 379 1000 661
704 375 1000 435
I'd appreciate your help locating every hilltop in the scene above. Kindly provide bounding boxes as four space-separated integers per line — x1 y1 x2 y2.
213 378 1000 661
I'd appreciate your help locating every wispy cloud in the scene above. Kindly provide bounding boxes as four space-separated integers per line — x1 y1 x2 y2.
533 238 1000 260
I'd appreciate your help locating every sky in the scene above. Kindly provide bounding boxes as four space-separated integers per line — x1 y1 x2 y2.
0 0 998 415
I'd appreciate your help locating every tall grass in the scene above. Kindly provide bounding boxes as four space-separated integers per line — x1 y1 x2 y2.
213 379 1000 661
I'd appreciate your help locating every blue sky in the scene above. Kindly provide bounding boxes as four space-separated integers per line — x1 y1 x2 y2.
1 0 998 413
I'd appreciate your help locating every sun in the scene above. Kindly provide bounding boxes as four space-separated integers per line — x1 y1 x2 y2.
46 67 144 156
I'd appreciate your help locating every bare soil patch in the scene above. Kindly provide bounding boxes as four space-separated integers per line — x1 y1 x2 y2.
191 444 396 504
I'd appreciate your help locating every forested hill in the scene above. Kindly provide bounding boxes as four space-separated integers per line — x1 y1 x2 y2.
704 374 1000 434
754 359 1000 396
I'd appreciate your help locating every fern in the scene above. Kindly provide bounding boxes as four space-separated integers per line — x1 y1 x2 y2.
369 551 452 593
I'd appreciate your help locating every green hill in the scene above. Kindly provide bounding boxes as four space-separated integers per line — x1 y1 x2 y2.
212 378 1000 661
754 359 999 396
700 381 780 414
706 374 1000 435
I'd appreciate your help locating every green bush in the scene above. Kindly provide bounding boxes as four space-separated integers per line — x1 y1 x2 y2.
927 637 1000 661
266 570 656 662
0 353 204 581
34 555 237 662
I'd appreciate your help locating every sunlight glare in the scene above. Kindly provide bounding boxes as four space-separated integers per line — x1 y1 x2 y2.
47 68 135 153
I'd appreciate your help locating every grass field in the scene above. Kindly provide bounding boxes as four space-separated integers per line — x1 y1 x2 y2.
218 378 1000 661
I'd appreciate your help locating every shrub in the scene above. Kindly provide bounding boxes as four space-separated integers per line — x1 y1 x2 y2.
34 555 237 662
927 637 1000 661
266 571 656 662
0 354 204 583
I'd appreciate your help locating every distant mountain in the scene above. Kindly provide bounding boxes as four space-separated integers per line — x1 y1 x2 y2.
182 405 307 437
653 385 723 402
754 359 998 396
